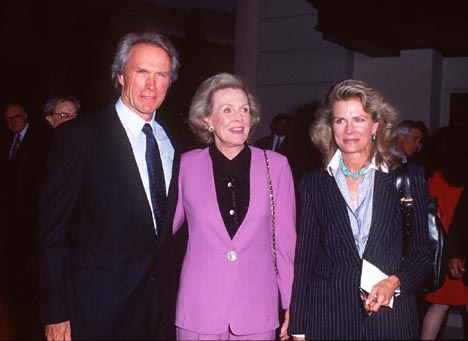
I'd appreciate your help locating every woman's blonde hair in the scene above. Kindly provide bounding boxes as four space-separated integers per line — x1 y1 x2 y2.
311 79 401 171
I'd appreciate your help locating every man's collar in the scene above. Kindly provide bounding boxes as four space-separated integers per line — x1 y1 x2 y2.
115 98 156 136
18 122 29 138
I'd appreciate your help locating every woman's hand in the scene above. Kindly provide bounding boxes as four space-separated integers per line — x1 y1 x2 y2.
365 275 400 313
448 258 465 278
279 309 290 340
45 321 71 341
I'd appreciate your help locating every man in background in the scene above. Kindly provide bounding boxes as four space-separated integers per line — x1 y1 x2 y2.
0 102 49 340
43 95 81 129
395 120 426 162
255 113 290 155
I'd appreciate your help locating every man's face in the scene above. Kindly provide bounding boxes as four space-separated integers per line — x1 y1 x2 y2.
399 128 423 156
5 105 28 133
118 43 172 122
273 118 289 137
46 100 79 128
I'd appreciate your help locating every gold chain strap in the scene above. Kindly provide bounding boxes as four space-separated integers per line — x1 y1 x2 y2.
263 150 278 274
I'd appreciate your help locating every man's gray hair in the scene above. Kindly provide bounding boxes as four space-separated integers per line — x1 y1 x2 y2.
395 120 416 137
111 32 180 89
43 95 81 116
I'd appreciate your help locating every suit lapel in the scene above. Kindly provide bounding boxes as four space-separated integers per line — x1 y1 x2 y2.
363 171 397 259
233 147 262 242
321 173 361 261
99 108 155 232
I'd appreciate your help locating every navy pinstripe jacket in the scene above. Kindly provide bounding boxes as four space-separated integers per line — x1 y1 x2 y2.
290 163 432 340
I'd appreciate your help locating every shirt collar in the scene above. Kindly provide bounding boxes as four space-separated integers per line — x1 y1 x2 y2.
209 144 251 178
274 134 285 141
327 149 388 176
18 122 29 139
115 98 156 136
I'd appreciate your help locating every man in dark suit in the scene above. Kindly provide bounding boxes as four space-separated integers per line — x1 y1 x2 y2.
0 102 50 340
254 113 290 155
38 32 181 340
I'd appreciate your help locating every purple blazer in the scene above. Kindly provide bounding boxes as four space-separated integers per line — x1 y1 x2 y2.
173 146 296 335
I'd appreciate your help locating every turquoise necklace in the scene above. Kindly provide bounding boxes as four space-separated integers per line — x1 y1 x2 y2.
339 155 370 179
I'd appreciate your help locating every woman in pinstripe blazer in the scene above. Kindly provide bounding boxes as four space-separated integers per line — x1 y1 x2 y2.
290 80 433 340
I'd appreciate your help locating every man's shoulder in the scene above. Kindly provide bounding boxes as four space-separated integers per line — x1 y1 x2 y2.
58 105 117 131
85 104 117 124
11 123 51 156
254 135 272 145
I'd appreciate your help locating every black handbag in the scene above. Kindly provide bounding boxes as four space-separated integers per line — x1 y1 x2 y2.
395 163 446 293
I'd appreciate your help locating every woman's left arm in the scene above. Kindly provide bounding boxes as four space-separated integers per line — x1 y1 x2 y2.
173 157 186 235
274 156 297 309
368 164 432 312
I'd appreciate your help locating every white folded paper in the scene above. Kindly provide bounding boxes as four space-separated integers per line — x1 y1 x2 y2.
360 259 394 308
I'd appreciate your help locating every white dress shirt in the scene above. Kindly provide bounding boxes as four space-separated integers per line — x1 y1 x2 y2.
9 122 29 158
272 134 285 151
115 98 174 229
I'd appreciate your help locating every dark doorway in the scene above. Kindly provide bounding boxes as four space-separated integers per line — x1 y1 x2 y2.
449 93 468 128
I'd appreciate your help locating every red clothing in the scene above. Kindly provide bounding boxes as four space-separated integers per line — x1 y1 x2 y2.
424 171 466 305
0 295 13 339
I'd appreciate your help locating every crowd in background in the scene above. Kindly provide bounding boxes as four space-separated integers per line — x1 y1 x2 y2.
0 96 81 339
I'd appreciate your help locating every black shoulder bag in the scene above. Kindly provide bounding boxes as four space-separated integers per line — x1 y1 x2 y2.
395 163 446 293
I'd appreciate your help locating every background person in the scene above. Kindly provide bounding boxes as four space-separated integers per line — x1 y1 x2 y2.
395 119 425 163
0 102 49 340
255 113 291 155
43 95 81 129
173 73 296 340
289 79 433 340
37 32 181 340
420 125 468 340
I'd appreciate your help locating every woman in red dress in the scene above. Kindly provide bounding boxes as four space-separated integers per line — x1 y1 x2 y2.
420 125 468 340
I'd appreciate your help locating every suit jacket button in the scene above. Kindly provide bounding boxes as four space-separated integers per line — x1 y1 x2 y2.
227 251 237 261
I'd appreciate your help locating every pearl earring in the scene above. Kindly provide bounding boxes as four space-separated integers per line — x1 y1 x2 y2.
208 126 214 133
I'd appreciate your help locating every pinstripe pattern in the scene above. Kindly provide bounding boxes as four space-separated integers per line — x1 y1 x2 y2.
290 163 433 340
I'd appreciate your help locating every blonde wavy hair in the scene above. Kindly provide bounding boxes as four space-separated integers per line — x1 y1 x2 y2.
311 79 401 171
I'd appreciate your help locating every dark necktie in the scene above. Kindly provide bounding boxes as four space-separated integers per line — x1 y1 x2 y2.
272 137 279 151
142 123 167 237
10 133 21 159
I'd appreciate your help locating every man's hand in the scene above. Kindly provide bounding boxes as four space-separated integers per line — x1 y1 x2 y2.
45 320 71 341
448 258 465 279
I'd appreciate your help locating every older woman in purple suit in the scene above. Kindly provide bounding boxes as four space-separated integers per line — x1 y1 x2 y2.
173 73 296 341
